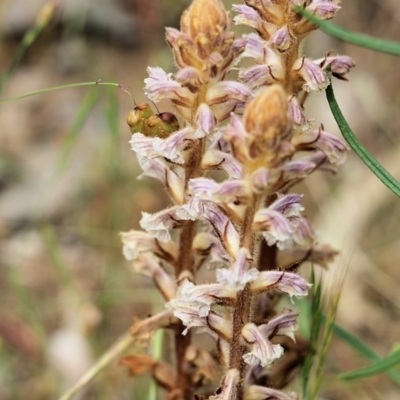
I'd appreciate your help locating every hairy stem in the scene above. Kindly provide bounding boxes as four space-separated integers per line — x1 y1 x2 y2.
175 138 205 399
229 195 260 397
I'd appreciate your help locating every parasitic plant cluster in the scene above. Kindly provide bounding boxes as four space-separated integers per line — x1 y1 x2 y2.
120 0 354 399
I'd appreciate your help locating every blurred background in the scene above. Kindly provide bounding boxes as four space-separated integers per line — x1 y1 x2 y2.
0 0 399 399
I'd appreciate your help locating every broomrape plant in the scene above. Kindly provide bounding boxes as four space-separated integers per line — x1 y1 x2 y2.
120 0 354 399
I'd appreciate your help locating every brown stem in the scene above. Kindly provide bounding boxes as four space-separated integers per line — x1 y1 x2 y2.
174 329 192 400
228 288 250 400
228 195 259 398
174 138 205 399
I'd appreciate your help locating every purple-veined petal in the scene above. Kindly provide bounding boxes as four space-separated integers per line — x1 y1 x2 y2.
291 128 349 164
209 369 239 400
251 271 311 298
120 230 178 262
258 309 299 341
217 247 259 290
289 96 309 130
152 127 194 164
206 81 253 107
139 158 184 204
168 279 236 332
131 253 177 300
202 149 243 179
315 55 355 79
253 209 294 250
292 58 329 92
307 1 341 20
192 231 231 268
144 66 195 105
195 103 216 138
232 5 262 30
129 133 158 169
269 194 304 217
242 323 284 367
189 178 251 204
244 386 298 400
269 26 294 52
178 198 240 258
140 206 185 241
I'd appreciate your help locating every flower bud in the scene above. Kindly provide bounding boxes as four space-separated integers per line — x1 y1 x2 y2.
243 85 291 167
176 0 234 68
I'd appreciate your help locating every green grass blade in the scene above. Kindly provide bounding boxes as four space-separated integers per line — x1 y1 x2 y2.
105 86 121 140
295 7 400 56
301 268 324 399
333 323 400 386
56 88 99 173
0 1 58 95
326 82 400 198
58 332 135 400
0 81 120 105
339 349 400 381
148 329 164 400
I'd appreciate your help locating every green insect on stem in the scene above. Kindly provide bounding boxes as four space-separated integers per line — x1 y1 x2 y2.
127 103 179 139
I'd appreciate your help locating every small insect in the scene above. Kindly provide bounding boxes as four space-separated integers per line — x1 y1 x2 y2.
127 103 179 139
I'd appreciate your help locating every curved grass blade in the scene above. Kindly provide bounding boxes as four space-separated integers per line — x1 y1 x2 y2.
295 7 400 56
0 81 120 106
326 82 400 198
333 323 400 386
339 349 400 381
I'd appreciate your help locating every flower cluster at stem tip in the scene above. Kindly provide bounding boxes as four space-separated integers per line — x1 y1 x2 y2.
121 0 354 399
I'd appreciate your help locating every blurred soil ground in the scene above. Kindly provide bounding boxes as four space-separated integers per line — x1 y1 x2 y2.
0 0 400 399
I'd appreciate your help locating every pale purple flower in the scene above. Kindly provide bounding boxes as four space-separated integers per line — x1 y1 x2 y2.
138 159 184 204
307 1 341 20
253 208 294 250
244 386 298 400
152 127 194 164
168 280 236 333
291 127 349 164
258 309 299 341
209 369 239 400
195 103 216 138
178 198 240 258
270 26 294 52
207 311 233 342
129 133 157 169
175 66 201 86
140 206 185 242
240 33 265 62
251 271 311 299
289 96 309 130
292 216 316 247
239 64 283 89
144 66 195 106
249 167 271 193
292 58 329 92
242 323 284 367
216 248 259 290
189 178 251 204
282 160 316 182
130 253 177 300
315 55 356 80
206 81 253 122
202 149 243 179
120 230 177 262
232 4 262 30
269 194 304 217
192 231 231 268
